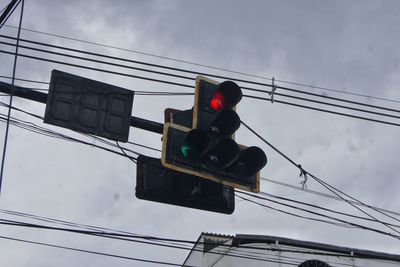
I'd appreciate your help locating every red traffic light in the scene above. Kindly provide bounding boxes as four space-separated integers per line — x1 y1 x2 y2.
210 91 226 111
209 81 242 111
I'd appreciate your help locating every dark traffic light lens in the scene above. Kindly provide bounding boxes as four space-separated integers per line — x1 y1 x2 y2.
209 110 240 139
230 146 267 178
205 139 240 170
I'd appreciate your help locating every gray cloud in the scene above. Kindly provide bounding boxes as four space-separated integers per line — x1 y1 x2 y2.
0 0 400 266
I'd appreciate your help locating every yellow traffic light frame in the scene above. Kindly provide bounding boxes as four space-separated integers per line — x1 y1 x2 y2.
161 122 260 193
193 75 218 129
193 75 238 139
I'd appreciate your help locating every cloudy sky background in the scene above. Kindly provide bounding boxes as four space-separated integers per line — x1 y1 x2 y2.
0 0 400 266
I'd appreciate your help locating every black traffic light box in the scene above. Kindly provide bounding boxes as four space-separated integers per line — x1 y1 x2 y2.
161 76 267 192
135 155 234 214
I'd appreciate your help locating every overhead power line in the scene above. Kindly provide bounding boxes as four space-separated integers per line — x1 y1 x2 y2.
0 219 299 265
0 209 354 266
0 0 21 29
0 29 400 247
7 98 400 223
4 24 400 105
0 111 139 161
241 120 400 236
3 81 400 226
1 34 400 116
260 177 400 217
3 99 400 251
256 191 400 229
236 191 400 240
2 47 400 129
0 215 392 265
0 234 189 267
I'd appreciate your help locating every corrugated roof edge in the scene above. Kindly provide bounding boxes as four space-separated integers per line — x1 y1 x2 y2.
181 232 235 267
234 234 400 262
202 232 235 239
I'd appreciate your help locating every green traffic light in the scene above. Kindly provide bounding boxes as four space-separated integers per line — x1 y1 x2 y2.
179 129 210 160
180 144 197 159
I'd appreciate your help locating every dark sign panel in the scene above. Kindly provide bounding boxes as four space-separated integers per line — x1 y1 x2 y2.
136 155 235 214
44 70 134 142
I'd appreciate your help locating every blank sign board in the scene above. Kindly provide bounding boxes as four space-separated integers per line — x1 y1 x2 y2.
44 70 134 142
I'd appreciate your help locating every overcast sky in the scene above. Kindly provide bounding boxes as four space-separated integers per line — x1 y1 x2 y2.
1 0 400 266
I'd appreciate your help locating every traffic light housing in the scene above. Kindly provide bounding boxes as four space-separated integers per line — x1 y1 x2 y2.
135 155 234 214
161 76 267 192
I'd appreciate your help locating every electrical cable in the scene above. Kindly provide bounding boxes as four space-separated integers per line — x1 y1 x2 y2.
4 24 400 105
0 48 194 88
2 48 400 129
0 216 393 264
0 74 49 84
2 13 398 266
0 105 392 264
257 191 400 229
0 44 398 258
0 110 394 262
236 191 400 240
0 234 189 266
0 0 23 194
241 119 400 236
0 217 375 265
0 219 299 265
0 0 21 29
1 38 400 127
5 109 145 158
3 97 400 228
260 177 400 217
3 89 400 233
127 141 161 152
0 207 320 267
116 141 137 163
309 172 400 225
0 100 152 163
0 113 139 160
0 4 8 14
1 35 400 116
235 193 354 228
243 94 400 128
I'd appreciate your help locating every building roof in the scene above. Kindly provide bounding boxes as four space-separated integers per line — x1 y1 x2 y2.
233 234 400 262
183 233 400 266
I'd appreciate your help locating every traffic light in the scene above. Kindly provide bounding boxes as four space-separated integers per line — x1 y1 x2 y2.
135 155 234 214
161 76 267 192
